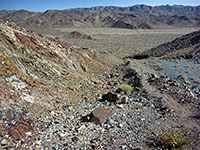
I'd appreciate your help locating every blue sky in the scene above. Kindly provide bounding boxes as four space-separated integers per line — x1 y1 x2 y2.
0 0 199 12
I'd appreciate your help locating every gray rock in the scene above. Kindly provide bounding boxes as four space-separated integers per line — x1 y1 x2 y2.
117 123 123 128
163 84 169 89
106 118 116 126
89 107 112 124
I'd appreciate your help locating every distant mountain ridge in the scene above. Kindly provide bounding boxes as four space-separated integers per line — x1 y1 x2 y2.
71 4 200 14
1 4 200 29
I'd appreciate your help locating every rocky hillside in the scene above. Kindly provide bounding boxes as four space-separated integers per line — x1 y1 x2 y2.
0 5 200 30
0 18 114 120
129 29 200 60
0 20 199 149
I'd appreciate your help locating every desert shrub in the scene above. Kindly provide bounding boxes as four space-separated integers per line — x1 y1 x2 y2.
157 129 191 150
121 84 133 93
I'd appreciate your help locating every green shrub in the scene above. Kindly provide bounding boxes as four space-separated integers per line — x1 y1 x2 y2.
121 84 133 93
157 129 191 149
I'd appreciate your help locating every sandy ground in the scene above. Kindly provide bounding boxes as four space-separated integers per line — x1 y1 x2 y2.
36 27 200 59
57 28 200 58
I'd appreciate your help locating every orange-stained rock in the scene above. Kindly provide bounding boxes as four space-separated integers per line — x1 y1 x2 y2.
9 123 33 141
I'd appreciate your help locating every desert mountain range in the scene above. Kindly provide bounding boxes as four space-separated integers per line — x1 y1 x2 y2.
0 4 200 29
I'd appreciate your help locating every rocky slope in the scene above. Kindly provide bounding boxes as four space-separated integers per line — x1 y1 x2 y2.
129 29 200 60
0 20 199 149
0 5 200 30
0 19 114 148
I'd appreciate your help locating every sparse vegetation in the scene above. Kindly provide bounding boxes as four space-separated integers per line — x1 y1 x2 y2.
157 129 191 150
121 84 133 93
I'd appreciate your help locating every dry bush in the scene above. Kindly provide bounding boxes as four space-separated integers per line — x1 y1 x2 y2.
157 129 191 150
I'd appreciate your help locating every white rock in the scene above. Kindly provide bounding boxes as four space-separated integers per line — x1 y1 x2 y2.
1 139 9 146
25 132 32 136
117 104 124 109
121 145 127 149
59 133 67 137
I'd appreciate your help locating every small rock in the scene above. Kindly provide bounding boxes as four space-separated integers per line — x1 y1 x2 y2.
163 84 169 89
126 91 131 95
59 133 67 138
80 62 86 72
50 111 55 116
117 104 124 109
88 107 112 124
152 131 158 136
52 120 60 124
120 96 128 104
108 81 114 86
76 125 86 133
140 97 146 103
105 118 116 126
129 98 133 102
155 122 160 125
117 123 123 128
137 140 143 143
121 145 127 149
25 132 32 136
71 136 80 143
1 139 9 146
178 99 185 103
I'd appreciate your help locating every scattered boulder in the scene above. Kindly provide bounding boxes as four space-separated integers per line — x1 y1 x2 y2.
102 92 129 104
9 123 33 141
83 107 112 124
102 92 121 103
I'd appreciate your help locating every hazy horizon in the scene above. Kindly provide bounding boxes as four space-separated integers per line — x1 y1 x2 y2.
0 0 199 12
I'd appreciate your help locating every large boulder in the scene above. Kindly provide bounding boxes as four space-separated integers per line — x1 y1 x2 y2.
83 107 112 124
